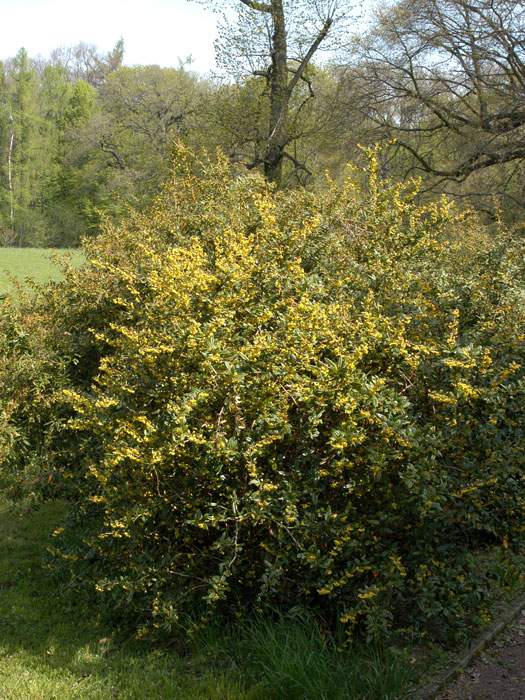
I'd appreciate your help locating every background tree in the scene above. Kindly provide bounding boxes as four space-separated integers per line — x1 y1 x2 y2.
0 41 208 246
42 76 99 246
0 49 45 246
341 0 525 219
49 39 125 87
196 64 343 186
0 62 15 244
196 0 349 185
65 64 205 218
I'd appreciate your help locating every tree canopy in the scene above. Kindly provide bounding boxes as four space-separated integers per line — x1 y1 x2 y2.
343 0 525 214
1 1 524 245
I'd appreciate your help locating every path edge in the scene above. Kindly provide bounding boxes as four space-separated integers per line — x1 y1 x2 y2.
413 592 525 700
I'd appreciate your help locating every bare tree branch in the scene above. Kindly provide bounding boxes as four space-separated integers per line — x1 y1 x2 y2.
342 0 525 216
239 0 272 12
101 142 126 169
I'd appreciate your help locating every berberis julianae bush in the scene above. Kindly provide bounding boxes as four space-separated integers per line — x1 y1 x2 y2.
2 146 523 644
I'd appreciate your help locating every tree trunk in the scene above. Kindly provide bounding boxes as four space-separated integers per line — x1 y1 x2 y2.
8 129 14 226
237 0 337 186
264 0 289 185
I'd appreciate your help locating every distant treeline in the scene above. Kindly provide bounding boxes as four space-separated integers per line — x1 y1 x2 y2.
1 0 523 247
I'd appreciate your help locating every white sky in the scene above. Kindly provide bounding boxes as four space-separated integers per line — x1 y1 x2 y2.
0 0 220 74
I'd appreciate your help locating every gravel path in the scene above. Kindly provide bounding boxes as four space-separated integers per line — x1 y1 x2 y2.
435 607 525 700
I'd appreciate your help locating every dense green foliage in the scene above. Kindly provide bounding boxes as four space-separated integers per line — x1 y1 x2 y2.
0 49 99 247
1 150 523 644
0 43 206 247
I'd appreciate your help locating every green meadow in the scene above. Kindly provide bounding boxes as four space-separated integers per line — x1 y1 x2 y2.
0 248 85 297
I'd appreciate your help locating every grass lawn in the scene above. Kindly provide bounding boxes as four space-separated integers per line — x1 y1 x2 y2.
0 248 85 297
0 495 249 700
0 492 416 699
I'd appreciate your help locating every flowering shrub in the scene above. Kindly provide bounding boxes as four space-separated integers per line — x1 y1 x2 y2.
2 149 523 641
